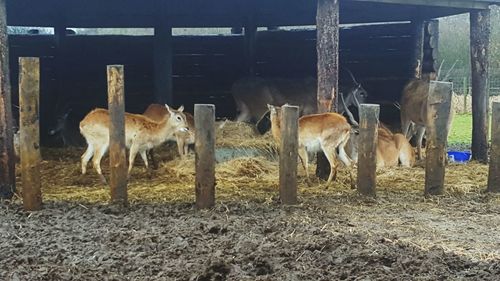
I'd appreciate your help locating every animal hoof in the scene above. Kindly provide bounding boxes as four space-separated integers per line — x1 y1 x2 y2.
99 175 108 185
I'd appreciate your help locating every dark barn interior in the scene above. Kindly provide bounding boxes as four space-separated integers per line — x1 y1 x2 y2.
4 0 497 146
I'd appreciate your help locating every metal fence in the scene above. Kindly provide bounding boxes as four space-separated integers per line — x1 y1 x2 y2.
448 68 500 96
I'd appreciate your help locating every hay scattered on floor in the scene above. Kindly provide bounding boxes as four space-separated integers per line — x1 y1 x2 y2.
16 144 498 206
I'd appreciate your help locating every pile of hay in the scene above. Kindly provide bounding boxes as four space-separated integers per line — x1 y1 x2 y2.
215 120 276 149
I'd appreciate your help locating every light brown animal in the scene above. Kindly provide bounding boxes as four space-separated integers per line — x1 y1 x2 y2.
142 103 195 157
79 105 188 183
347 124 415 168
267 104 354 186
400 73 454 160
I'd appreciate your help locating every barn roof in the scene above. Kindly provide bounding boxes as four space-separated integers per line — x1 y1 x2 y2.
6 0 500 28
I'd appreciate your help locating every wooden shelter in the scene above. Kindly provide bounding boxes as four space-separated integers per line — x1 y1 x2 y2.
0 0 498 198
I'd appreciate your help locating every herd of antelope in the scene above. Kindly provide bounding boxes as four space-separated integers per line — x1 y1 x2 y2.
12 70 449 186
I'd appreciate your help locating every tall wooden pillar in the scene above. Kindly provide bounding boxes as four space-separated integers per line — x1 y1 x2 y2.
154 23 173 105
470 9 491 163
410 19 425 78
244 20 257 76
316 0 339 180
54 22 66 112
0 0 16 199
425 20 440 75
153 0 173 105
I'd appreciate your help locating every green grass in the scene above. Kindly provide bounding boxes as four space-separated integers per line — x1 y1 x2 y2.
448 114 491 146
448 114 473 144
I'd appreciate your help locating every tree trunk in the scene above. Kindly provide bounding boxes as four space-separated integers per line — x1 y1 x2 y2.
316 0 339 180
470 9 490 163
107 65 128 206
0 0 15 199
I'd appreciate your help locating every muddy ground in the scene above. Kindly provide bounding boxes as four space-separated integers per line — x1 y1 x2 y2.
1 146 500 281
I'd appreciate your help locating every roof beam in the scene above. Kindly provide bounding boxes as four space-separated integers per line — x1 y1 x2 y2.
351 0 493 9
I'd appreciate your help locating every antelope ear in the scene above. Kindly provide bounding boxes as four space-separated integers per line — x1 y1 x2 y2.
177 105 184 112
165 104 173 114
267 104 273 111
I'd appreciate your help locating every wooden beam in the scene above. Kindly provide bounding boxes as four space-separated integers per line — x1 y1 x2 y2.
410 19 425 78
425 81 453 196
153 24 173 105
53 21 66 113
195 104 216 209
316 0 339 180
487 102 500 193
352 0 493 9
0 0 15 199
107 65 128 206
279 105 299 205
19 57 42 211
357 104 379 197
244 21 257 76
470 8 490 163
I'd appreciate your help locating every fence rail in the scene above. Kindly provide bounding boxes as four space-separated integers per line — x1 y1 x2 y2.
447 68 500 96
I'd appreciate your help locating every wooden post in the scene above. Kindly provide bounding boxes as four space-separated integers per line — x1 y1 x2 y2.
107 65 128 206
195 104 216 209
153 14 173 105
231 26 243 34
425 81 453 196
279 105 299 205
19 58 42 211
357 104 379 197
470 9 490 163
463 77 468 113
0 0 15 199
487 102 500 193
410 19 425 78
424 20 440 74
316 0 339 180
53 21 66 114
244 20 257 76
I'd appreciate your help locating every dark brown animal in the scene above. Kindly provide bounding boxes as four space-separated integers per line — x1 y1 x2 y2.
400 73 454 159
233 70 367 125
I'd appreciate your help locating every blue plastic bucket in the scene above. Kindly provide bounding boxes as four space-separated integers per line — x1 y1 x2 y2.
447 151 472 163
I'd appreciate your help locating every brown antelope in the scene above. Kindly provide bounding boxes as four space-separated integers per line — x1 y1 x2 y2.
267 104 354 186
233 69 367 125
79 105 188 183
143 103 195 157
400 72 454 160
347 124 415 168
